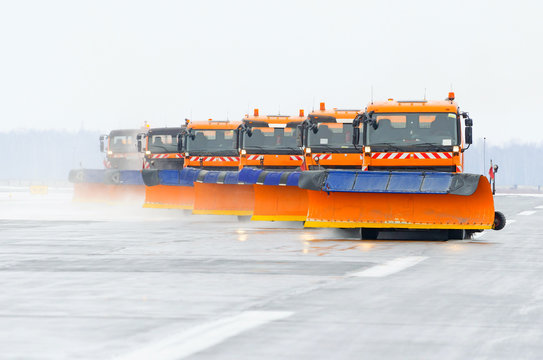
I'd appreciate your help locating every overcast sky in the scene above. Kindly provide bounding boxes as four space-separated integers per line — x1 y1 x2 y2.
0 0 541 145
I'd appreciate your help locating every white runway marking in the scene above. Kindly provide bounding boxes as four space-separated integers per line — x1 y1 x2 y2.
349 256 428 278
116 311 293 360
518 210 536 216
535 205 543 209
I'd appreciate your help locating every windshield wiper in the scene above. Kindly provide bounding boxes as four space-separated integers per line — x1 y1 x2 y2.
309 145 350 153
368 142 404 151
413 142 451 152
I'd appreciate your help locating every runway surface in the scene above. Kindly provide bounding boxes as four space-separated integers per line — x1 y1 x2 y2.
0 188 542 359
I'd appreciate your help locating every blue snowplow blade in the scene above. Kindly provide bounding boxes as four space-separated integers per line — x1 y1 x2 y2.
298 170 481 196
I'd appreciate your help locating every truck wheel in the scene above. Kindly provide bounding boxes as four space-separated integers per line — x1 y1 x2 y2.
493 211 506 230
360 228 379 240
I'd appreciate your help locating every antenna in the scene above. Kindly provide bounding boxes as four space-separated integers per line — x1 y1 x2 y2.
312 96 315 112
226 111 229 121
278 104 281 115
371 85 374 104
424 88 427 101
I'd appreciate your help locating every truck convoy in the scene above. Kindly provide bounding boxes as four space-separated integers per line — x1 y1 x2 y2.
69 92 505 240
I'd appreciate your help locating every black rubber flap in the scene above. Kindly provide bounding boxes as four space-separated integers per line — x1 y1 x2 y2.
298 170 328 191
141 169 160 186
449 173 482 196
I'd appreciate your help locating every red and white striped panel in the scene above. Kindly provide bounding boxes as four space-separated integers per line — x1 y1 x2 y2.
290 155 304 161
175 153 183 158
247 155 263 161
312 154 332 161
362 165 368 171
371 152 453 160
103 159 111 169
143 160 151 169
189 156 240 162
151 154 169 159
456 165 463 173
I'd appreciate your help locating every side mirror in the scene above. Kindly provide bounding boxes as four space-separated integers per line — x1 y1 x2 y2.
352 127 360 145
136 133 145 152
465 118 473 127
99 135 107 152
465 126 473 145
176 133 184 152
296 125 303 147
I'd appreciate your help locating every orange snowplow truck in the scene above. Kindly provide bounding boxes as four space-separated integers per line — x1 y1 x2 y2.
239 109 305 170
182 120 248 215
99 128 146 170
300 103 361 169
355 93 466 173
183 120 241 170
302 92 505 240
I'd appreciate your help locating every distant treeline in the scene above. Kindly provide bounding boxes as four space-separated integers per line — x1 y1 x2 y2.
1 130 541 186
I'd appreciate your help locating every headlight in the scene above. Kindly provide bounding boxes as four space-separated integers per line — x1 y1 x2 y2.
107 150 113 155
241 149 247 155
364 146 371 153
453 146 460 153
145 150 151 155
305 147 311 154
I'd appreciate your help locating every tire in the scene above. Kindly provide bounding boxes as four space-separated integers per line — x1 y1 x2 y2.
360 228 379 240
448 229 466 240
493 211 506 230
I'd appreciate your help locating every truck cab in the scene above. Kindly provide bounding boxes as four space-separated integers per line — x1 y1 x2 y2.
300 103 361 169
356 93 472 172
99 128 146 170
239 109 305 170
137 126 185 170
182 120 241 171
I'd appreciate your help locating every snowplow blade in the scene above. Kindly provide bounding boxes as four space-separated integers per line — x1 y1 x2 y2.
240 169 307 221
69 169 145 203
141 169 198 209
192 170 254 216
299 170 495 229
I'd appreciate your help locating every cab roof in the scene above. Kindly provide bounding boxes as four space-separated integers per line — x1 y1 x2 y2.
366 99 459 113
187 120 241 130
147 127 184 135
109 128 144 136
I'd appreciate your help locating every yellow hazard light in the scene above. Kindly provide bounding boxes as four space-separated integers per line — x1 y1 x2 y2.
448 92 455 100
388 98 393 101
299 109 305 117
254 109 259 117
320 102 325 111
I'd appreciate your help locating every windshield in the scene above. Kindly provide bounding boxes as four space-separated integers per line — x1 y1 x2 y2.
307 123 354 148
365 113 459 147
186 129 237 152
148 134 178 153
243 127 299 149
110 134 138 153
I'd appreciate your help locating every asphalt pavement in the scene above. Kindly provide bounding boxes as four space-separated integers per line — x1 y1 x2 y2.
0 188 542 359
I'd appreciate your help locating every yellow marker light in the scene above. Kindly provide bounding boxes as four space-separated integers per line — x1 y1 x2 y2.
305 147 311 154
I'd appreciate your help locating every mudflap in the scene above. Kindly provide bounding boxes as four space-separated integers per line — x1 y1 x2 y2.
192 183 254 216
301 170 495 230
252 185 308 221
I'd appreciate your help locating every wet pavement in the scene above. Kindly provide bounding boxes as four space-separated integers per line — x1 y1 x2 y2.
0 188 542 359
